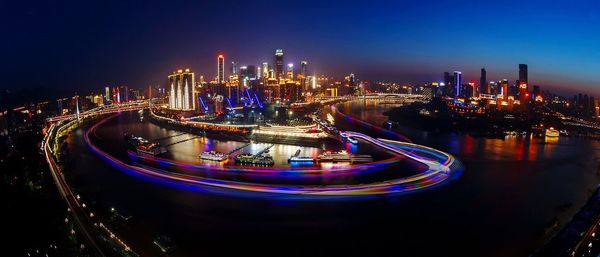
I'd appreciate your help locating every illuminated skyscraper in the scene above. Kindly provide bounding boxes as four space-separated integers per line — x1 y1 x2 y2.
275 49 284 79
231 61 238 75
104 86 110 103
468 81 476 98
286 63 294 79
168 68 196 111
262 62 269 78
300 61 308 76
501 79 509 101
119 85 128 103
217 54 225 83
454 71 462 97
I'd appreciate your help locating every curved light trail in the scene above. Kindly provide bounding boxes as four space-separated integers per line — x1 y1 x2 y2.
331 105 412 142
128 150 404 176
82 114 462 198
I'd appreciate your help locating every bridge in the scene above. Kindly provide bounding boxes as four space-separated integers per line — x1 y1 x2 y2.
46 101 149 123
313 94 429 103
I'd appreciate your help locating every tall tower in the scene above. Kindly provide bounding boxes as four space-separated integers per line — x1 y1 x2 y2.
480 68 487 94
217 54 225 83
286 63 294 79
231 61 238 75
275 49 284 79
75 95 80 121
501 79 509 101
168 68 196 111
104 86 110 103
262 62 269 78
453 71 462 97
443 72 453 97
519 64 528 86
300 61 308 76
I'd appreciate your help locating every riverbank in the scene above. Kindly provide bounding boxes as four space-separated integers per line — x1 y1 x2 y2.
532 185 600 256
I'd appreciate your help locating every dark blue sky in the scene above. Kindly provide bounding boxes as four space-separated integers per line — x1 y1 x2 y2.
2 0 599 96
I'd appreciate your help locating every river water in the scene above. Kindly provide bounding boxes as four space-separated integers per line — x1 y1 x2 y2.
64 100 600 257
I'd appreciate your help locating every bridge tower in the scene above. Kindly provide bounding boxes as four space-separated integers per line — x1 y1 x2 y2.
75 95 80 121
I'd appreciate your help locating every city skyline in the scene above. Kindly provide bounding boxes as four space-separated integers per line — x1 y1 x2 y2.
2 1 600 96
6 2 600 257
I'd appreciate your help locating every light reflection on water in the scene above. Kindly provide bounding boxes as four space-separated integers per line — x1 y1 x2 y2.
66 100 600 257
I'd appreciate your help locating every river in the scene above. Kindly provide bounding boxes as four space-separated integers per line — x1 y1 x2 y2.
63 100 600 257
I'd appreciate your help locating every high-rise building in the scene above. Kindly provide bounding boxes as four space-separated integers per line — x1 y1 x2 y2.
443 72 454 96
480 68 487 94
346 73 356 95
112 87 120 103
286 63 294 79
519 64 528 86
104 86 110 103
247 65 257 81
300 61 308 76
501 79 509 101
119 85 128 103
217 54 225 83
275 49 284 79
261 62 269 79
168 68 196 111
240 66 248 78
468 81 476 98
231 61 238 75
454 71 462 97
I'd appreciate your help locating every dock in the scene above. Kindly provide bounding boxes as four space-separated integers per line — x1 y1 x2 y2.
163 136 201 147
254 144 274 156
228 143 251 155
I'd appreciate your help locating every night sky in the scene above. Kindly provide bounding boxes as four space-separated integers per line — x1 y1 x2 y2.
2 0 600 97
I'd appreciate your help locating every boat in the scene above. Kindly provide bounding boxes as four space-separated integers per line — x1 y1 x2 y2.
235 153 275 166
125 134 167 156
317 151 372 163
351 154 374 163
199 151 229 161
136 143 167 156
288 156 316 163
288 149 315 163
317 151 352 162
545 127 559 137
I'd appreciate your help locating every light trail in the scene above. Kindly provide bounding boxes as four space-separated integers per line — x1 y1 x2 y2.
46 102 148 122
44 124 107 257
331 105 412 142
83 114 463 198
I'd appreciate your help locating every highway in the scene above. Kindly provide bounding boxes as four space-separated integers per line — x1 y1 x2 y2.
43 124 107 257
46 101 148 122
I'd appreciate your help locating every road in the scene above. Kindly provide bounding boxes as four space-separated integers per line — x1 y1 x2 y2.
44 123 108 257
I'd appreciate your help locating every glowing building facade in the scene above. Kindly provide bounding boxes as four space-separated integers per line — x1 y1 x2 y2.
217 54 225 84
168 69 196 111
275 49 284 79
454 71 462 97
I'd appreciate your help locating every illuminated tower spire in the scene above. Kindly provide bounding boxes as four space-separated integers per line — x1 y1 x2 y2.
217 54 225 84
75 95 80 121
